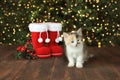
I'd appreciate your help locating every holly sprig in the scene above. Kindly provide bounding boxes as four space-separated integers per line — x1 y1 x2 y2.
16 39 37 60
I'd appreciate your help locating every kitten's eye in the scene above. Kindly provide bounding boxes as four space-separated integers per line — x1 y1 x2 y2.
71 41 74 43
77 40 81 42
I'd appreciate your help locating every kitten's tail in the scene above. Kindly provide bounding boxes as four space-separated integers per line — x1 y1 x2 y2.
84 54 94 62
88 54 94 58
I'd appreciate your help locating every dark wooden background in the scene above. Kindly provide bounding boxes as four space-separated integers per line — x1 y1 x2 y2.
0 45 120 80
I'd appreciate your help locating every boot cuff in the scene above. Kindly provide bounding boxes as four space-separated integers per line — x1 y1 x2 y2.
29 23 48 32
47 22 62 31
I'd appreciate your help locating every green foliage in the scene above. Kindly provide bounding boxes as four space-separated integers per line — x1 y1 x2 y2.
16 41 36 60
0 0 120 46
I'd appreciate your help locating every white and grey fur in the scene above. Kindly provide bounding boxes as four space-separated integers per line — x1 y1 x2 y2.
63 28 92 68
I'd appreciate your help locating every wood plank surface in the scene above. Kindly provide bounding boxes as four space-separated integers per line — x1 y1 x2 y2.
0 45 120 80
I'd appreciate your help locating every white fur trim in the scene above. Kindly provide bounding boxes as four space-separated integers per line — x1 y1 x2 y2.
58 37 62 41
47 22 62 31
45 38 50 43
29 23 48 32
55 38 59 43
38 38 43 43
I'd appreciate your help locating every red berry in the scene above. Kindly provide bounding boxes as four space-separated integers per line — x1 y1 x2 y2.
17 46 22 51
20 46 26 52
27 50 31 53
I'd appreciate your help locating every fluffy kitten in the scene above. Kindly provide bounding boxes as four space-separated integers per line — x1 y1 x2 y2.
63 28 90 68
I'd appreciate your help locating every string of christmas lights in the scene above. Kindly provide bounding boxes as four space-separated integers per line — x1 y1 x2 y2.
0 0 120 47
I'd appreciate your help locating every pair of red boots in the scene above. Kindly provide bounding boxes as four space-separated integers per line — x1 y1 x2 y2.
29 22 63 58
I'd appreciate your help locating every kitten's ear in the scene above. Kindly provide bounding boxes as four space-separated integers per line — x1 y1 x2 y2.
77 28 82 36
63 32 69 39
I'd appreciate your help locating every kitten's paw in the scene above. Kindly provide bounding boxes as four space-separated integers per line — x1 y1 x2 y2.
76 63 83 68
68 63 74 67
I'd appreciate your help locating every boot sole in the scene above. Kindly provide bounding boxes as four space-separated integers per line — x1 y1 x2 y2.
37 54 51 58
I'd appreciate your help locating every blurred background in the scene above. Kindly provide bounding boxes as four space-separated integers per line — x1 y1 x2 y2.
0 0 120 47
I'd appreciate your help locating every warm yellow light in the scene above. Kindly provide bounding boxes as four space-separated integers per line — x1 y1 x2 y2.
98 42 101 48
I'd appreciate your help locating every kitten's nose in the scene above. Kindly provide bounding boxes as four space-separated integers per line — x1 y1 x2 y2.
75 45 77 47
75 44 77 47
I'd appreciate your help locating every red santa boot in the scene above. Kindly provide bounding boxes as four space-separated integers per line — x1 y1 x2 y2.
29 23 50 58
47 22 63 57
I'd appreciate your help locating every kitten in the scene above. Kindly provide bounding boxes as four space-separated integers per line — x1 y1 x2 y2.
63 28 91 68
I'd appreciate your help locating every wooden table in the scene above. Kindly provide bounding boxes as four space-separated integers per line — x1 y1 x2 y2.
0 45 120 80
